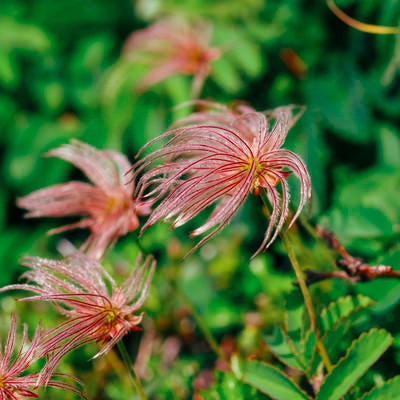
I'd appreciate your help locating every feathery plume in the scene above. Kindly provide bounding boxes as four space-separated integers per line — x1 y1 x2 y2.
17 140 151 259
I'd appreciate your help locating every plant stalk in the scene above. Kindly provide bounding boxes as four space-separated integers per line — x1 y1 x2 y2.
117 341 147 400
260 191 332 372
281 231 333 372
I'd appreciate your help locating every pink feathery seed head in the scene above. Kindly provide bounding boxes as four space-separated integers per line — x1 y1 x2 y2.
134 104 311 257
172 101 305 141
17 140 152 260
123 17 221 98
0 313 85 399
0 252 155 385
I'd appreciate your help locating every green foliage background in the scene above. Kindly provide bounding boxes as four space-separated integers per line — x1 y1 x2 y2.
0 0 399 399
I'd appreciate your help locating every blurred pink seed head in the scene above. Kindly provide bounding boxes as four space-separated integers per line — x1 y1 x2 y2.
173 100 304 139
0 313 83 399
17 140 152 260
133 104 311 257
123 18 221 98
1 252 155 384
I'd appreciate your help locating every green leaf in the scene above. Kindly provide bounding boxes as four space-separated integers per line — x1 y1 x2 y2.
264 290 308 372
317 295 374 334
320 167 400 253
0 48 18 88
264 326 306 371
285 290 304 345
322 207 394 241
213 23 264 79
0 16 51 51
211 57 243 94
4 117 80 191
237 359 311 400
377 123 400 167
307 319 352 376
317 329 393 400
357 246 400 314
201 371 263 400
162 75 193 121
306 295 383 376
306 60 371 143
101 60 139 137
360 376 400 400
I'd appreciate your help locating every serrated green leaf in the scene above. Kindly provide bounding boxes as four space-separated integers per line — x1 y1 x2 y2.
307 320 349 377
268 289 307 370
317 329 393 400
318 295 374 333
239 360 311 400
264 326 306 371
360 376 400 400
305 296 377 376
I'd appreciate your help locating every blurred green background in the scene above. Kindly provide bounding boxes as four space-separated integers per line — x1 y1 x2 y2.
0 0 399 399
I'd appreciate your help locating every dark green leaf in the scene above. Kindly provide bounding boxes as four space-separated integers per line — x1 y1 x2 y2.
360 376 400 400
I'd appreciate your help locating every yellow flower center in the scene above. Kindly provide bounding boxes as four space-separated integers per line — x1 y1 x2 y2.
242 157 281 196
105 307 119 324
100 306 143 341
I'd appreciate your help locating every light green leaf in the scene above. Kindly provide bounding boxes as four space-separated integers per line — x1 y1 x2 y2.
237 359 311 400
211 57 243 94
0 49 18 88
317 329 393 400
0 17 51 51
321 206 394 241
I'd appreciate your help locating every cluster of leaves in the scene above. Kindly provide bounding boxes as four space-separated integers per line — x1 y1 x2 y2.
0 0 399 399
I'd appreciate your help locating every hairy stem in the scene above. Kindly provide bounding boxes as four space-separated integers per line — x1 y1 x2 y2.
117 341 147 400
260 191 332 372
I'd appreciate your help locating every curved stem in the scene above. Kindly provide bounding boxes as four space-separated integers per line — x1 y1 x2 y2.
117 341 147 400
281 231 332 372
260 191 332 372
